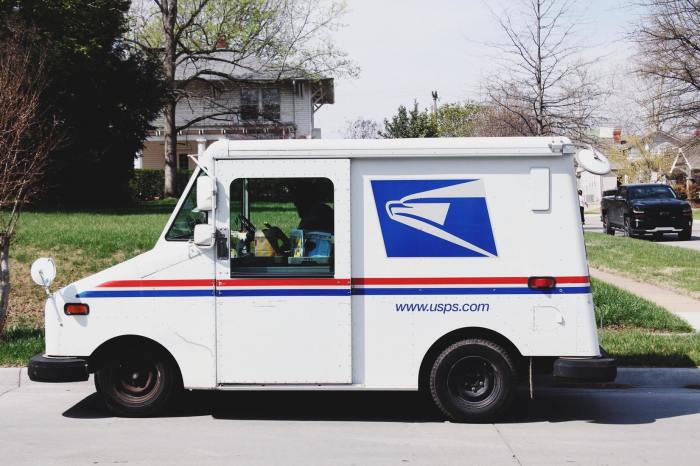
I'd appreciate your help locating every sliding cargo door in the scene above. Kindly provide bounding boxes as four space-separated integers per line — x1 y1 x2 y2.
214 158 351 384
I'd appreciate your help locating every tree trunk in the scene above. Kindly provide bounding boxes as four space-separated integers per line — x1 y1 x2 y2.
162 0 178 198
163 99 178 197
0 236 10 335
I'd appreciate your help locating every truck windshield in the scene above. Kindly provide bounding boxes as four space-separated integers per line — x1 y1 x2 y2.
628 185 676 200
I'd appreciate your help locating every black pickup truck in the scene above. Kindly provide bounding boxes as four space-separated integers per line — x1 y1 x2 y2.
600 184 693 240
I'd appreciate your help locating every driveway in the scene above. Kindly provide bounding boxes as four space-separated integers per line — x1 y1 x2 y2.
2 374 700 465
584 213 700 251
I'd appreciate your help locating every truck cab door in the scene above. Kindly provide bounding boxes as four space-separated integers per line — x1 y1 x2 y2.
213 158 352 385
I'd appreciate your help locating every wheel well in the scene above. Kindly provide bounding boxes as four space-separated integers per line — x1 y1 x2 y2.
88 335 181 377
417 327 525 390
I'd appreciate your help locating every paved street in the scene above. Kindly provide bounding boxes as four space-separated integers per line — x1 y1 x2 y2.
2 373 700 465
583 213 700 251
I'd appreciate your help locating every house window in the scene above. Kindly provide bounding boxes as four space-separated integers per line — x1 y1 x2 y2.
240 89 259 121
262 88 280 121
178 153 189 170
240 88 281 122
229 177 334 277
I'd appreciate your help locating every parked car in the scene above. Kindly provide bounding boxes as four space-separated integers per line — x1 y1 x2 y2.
600 183 693 240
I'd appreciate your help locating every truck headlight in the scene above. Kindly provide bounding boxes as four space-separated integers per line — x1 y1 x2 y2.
632 206 645 214
682 204 692 214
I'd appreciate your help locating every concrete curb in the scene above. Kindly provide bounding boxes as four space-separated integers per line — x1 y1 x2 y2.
0 367 22 396
3 367 700 391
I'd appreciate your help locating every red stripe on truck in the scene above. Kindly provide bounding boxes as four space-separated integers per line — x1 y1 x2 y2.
351 276 589 286
98 276 588 288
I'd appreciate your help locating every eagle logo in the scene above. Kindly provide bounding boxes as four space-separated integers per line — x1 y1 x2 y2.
371 179 498 258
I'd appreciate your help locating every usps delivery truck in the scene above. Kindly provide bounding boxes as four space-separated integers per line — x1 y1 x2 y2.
28 137 616 421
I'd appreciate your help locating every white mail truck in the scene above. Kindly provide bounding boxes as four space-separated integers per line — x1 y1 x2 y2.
28 137 616 421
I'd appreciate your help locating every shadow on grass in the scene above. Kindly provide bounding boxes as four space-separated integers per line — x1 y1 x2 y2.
611 353 698 367
63 382 700 425
1 327 44 341
22 199 178 216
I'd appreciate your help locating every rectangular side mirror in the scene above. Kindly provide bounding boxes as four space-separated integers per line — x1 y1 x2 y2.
196 176 214 211
193 224 215 247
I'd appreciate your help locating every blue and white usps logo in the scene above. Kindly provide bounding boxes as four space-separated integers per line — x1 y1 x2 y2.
370 179 498 257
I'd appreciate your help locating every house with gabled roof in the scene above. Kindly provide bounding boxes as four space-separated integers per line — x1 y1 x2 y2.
135 51 334 171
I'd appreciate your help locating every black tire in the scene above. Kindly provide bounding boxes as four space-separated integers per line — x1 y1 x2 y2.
603 215 614 235
623 216 634 238
94 346 181 417
678 228 692 241
429 339 517 422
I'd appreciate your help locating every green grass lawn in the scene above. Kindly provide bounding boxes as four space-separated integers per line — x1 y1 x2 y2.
591 278 692 333
5 201 175 329
600 330 700 367
1 203 698 367
694 210 699 221
592 278 700 366
584 232 700 298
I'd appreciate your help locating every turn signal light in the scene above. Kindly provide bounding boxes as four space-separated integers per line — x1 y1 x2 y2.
528 276 556 290
64 303 89 315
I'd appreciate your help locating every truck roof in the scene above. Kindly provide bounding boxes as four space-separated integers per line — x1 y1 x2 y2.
203 137 576 160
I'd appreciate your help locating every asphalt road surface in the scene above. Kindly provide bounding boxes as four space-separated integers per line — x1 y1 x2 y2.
584 213 700 251
2 376 700 465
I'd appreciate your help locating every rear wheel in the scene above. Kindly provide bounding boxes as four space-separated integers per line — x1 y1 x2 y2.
94 346 181 417
603 215 614 235
429 339 517 422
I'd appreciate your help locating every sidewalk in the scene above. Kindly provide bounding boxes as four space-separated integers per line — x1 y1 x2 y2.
590 267 700 331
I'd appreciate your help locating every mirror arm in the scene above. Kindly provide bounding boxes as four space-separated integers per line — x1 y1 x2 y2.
188 154 213 179
38 271 51 296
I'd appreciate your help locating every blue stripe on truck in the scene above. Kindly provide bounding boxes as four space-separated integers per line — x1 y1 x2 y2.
77 286 590 298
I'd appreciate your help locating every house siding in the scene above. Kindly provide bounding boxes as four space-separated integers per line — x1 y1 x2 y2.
140 140 200 170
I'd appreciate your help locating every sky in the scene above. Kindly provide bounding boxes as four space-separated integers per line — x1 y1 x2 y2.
315 0 645 138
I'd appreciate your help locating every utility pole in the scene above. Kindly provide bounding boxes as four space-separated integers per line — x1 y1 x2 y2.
431 90 439 115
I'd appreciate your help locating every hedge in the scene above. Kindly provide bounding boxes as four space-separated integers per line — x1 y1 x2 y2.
130 169 193 201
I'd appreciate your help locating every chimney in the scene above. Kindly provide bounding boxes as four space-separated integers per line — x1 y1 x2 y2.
215 35 227 50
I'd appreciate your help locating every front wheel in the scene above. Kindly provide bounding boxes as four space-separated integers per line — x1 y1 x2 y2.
623 216 635 238
429 339 517 422
95 347 181 417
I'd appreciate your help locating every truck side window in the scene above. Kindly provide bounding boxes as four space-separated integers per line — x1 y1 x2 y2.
229 177 334 277
165 173 208 241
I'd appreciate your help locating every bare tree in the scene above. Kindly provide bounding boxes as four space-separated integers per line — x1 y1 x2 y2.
0 28 58 333
129 0 357 196
635 0 700 131
485 0 603 139
344 118 380 139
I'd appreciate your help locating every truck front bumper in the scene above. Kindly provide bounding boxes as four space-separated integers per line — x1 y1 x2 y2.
553 356 617 383
631 217 692 234
28 353 89 383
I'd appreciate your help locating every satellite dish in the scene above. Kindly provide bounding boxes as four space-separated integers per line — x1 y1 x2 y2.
30 257 56 288
576 148 611 175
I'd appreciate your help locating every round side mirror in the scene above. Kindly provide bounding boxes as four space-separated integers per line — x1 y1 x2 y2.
30 257 56 288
